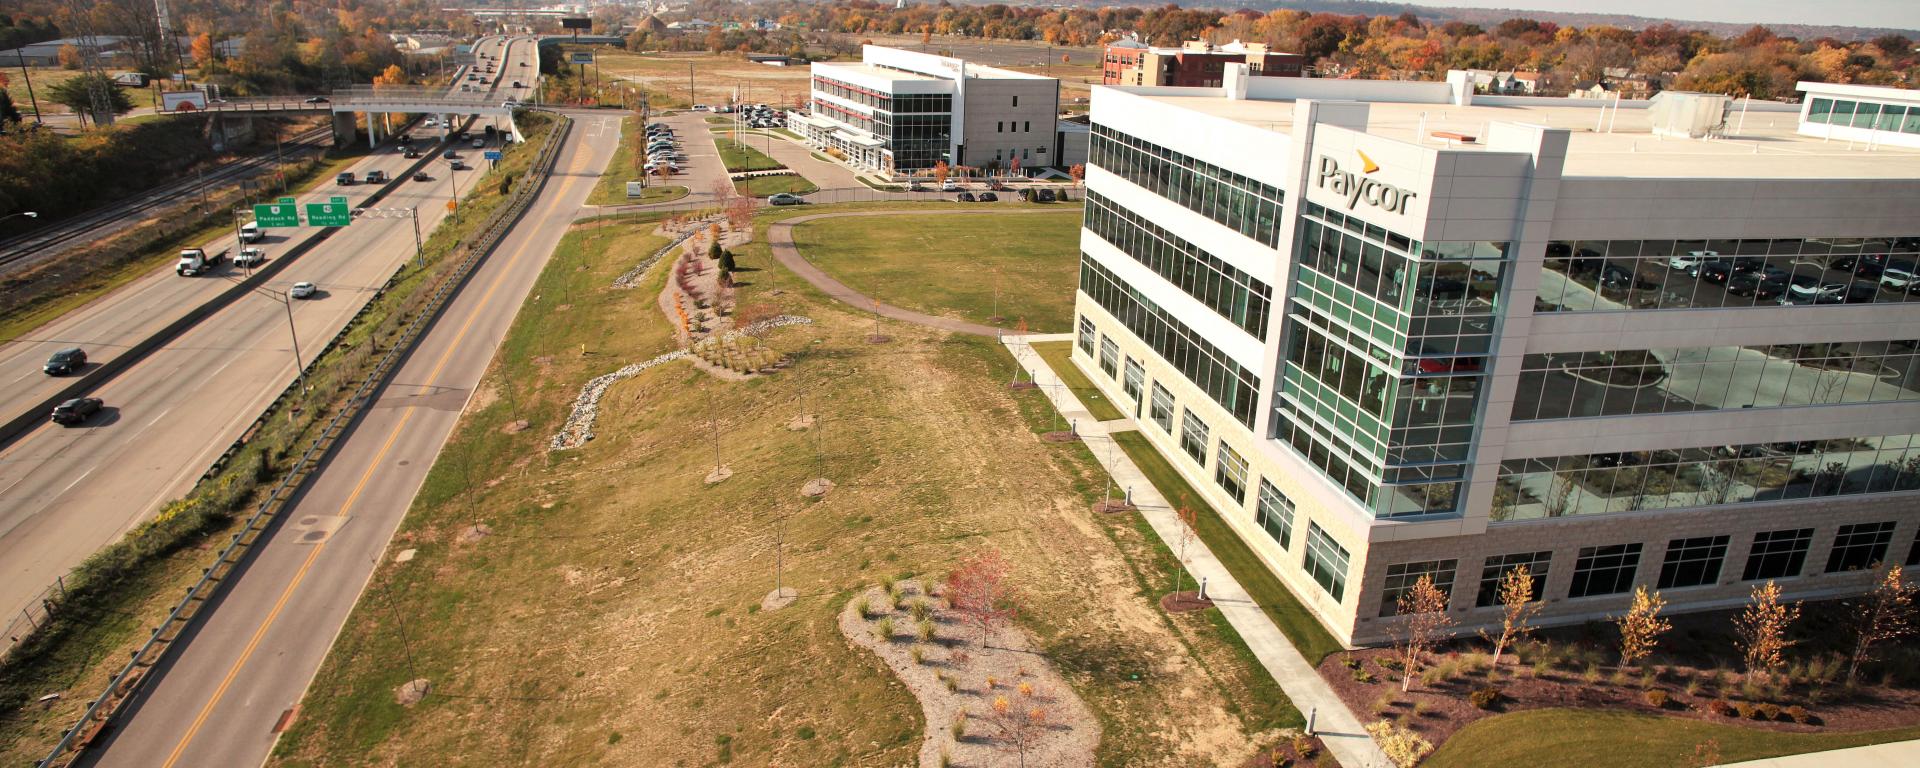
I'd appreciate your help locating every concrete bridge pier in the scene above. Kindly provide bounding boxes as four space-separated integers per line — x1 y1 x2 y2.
208 114 255 152
331 110 357 147
367 112 382 149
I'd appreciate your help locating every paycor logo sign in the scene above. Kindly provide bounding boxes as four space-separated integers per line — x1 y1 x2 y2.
1315 152 1418 215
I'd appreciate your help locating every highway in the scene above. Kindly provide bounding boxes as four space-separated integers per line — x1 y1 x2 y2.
79 108 622 768
0 36 538 630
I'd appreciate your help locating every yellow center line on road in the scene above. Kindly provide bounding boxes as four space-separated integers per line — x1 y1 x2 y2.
159 133 588 768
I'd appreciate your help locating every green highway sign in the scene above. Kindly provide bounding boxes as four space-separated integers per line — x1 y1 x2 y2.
305 196 353 227
253 200 301 228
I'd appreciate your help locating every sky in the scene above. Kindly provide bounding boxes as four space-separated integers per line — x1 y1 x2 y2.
1390 1 1920 32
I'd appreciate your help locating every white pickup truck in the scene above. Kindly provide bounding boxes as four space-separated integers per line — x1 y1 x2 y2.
177 247 226 276
234 247 266 268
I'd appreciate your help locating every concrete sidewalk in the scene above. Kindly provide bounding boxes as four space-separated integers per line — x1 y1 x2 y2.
1003 332 1389 768
1714 739 1920 767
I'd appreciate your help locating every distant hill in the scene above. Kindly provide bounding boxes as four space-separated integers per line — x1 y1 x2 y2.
1227 1 1918 40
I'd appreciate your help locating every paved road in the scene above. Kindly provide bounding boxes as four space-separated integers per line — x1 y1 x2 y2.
0 36 534 628
766 208 1066 336
76 107 620 768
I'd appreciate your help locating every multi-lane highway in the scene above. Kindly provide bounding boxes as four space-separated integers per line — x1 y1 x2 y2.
79 107 623 768
0 36 538 629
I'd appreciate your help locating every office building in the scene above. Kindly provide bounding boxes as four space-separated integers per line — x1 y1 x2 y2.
1102 39 1307 88
795 45 1060 174
1070 69 1920 645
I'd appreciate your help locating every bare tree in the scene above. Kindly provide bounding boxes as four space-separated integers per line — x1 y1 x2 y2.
1848 565 1917 683
946 550 1018 648
1483 565 1541 676
1734 580 1801 682
983 693 1049 768
1393 574 1453 692
1171 506 1197 595
1615 585 1671 669
1539 473 1576 518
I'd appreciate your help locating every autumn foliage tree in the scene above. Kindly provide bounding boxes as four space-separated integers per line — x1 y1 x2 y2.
1848 565 1916 683
1615 585 1671 669
946 549 1017 648
983 690 1050 767
1068 164 1085 186
1392 574 1452 692
930 160 949 186
1482 565 1541 676
1733 580 1800 682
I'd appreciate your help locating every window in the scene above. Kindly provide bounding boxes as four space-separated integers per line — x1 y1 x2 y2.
997 121 1004 133
1022 148 1030 161
1254 479 1293 549
1475 551 1551 607
1149 382 1174 431
1826 521 1897 573
1077 316 1095 355
1744 528 1813 581
1012 95 1018 107
1024 121 1030 132
1304 523 1350 602
1908 527 1920 567
1658 535 1730 589
1122 357 1144 403
1180 409 1210 464
1080 255 1260 426
1098 335 1119 378
1215 442 1248 503
1569 543 1642 598
1380 560 1456 617
1083 191 1275 336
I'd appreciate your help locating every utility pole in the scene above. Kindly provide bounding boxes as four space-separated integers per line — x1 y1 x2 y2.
410 206 424 266
15 50 41 125
688 61 695 109
281 291 306 386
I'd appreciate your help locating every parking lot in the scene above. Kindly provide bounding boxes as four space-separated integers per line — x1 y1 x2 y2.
1539 246 1920 311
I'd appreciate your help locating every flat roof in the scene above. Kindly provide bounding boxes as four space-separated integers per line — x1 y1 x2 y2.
1131 91 1920 180
813 62 941 82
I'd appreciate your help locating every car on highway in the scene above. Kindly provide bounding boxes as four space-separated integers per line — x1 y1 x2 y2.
50 397 103 426
442 149 458 159
450 160 471 171
471 138 485 148
365 170 388 184
335 171 355 185
768 193 806 206
412 171 432 182
304 96 329 104
404 147 421 158
512 81 524 88
290 282 317 299
234 247 266 268
43 347 86 375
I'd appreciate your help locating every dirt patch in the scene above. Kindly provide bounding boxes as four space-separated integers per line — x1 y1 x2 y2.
800 478 834 498
466 382 500 414
704 465 734 484
456 524 492 545
1160 592 1215 614
501 419 530 434
840 583 1100 768
786 414 815 430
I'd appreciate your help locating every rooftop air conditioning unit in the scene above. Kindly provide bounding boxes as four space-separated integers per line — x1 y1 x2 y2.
1647 91 1732 139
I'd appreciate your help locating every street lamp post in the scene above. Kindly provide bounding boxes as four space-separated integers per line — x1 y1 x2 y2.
0 211 39 226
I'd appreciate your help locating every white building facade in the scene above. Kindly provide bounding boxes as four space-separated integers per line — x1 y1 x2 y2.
1072 68 1920 646
798 45 1060 175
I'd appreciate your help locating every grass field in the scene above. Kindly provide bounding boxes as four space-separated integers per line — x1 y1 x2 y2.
715 136 783 172
1112 431 1347 666
1426 709 1920 768
270 202 1302 767
1031 341 1127 422
595 50 812 108
734 174 817 197
788 209 1083 333
4 68 162 116
584 118 691 206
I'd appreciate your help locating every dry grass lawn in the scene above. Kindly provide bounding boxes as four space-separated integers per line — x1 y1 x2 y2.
269 203 1298 767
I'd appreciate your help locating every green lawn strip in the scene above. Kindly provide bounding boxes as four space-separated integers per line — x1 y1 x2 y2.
1029 341 1126 421
1427 709 1920 768
704 115 731 124
714 136 782 172
1112 430 1346 666
734 175 817 197
0 114 560 766
586 115 640 205
773 128 802 140
789 210 1083 333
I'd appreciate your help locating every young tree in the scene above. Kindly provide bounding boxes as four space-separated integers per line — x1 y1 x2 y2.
56 44 81 70
1483 564 1541 675
46 74 132 127
1615 585 1672 669
983 691 1049 767
930 160 949 186
1734 580 1800 681
1068 163 1085 186
1171 506 1198 595
1393 574 1453 692
946 549 1017 648
1848 565 1916 683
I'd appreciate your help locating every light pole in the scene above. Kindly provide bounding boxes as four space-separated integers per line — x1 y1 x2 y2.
0 211 38 225
445 159 463 224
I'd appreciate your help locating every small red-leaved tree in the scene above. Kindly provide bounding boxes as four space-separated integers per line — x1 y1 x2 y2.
1069 163 1085 186
947 549 1017 648
725 188 756 231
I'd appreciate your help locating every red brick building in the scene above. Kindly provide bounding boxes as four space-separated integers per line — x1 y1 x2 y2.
1101 39 1308 87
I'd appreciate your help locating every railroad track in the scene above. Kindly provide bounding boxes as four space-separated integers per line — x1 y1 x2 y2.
0 125 333 272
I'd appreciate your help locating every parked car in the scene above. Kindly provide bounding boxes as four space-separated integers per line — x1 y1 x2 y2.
957 192 977 202
768 193 806 206
43 347 86 375
1037 188 1057 202
977 192 999 202
1841 281 1881 303
1696 261 1738 284
1879 261 1920 292
1667 250 1715 273
1725 271 1786 299
1415 357 1484 374
941 180 959 192
1600 263 1652 289
1831 253 1888 274
290 281 317 299
50 397 103 426
1779 277 1847 305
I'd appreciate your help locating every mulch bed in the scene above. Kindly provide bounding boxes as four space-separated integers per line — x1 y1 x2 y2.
1159 591 1215 614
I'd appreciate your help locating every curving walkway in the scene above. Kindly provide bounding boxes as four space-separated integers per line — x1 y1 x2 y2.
767 208 1066 337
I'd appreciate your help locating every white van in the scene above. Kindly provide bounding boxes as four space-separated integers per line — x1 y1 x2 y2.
239 221 262 243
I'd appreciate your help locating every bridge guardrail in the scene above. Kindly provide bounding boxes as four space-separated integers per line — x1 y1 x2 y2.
34 109 570 768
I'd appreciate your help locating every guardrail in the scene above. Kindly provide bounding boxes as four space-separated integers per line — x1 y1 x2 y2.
34 110 571 768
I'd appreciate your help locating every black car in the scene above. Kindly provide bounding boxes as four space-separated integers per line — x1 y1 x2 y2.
978 192 999 202
442 149 459 159
1600 263 1652 290
43 347 86 375
304 96 329 104
1725 272 1786 299
413 171 432 182
1842 281 1881 304
1831 254 1888 274
404 148 421 158
1696 261 1739 284
1036 188 1057 202
449 160 470 171
51 397 102 426
957 192 977 202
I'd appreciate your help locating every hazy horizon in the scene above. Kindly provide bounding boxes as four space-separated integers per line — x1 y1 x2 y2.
1390 1 1920 32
